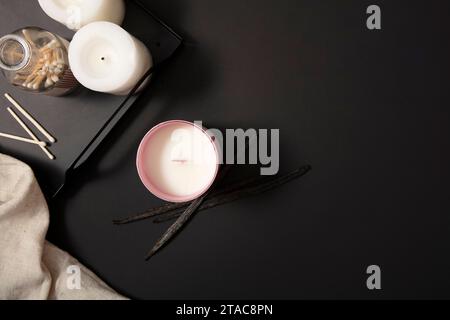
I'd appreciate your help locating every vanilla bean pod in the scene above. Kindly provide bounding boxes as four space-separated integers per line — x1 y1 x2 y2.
145 165 233 260
113 174 263 225
114 165 311 225
145 195 206 260
113 202 185 225
153 165 311 223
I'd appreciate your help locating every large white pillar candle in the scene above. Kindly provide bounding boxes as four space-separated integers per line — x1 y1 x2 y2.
38 0 126 31
137 121 220 203
68 22 153 95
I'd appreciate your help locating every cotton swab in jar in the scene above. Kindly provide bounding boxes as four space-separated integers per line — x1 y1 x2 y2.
0 132 47 147
4 93 57 143
6 107 55 160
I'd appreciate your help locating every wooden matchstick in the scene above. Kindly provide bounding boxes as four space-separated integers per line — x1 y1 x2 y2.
7 107 55 160
4 93 57 143
0 132 47 147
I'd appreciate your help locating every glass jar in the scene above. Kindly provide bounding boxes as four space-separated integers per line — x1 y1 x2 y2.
0 27 78 96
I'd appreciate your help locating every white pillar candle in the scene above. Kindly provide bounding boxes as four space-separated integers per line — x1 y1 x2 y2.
68 22 153 95
137 121 220 203
38 0 126 31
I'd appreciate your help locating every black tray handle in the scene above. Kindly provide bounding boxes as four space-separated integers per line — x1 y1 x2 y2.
51 65 154 198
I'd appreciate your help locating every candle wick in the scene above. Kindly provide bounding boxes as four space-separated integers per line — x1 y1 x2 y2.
171 159 188 164
101 57 105 61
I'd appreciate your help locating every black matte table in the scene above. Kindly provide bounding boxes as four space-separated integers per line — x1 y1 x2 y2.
42 0 450 299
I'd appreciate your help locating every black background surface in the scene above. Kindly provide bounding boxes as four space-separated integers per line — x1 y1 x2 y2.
42 0 450 299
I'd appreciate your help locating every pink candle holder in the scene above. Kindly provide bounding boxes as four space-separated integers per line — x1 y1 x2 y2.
136 120 220 203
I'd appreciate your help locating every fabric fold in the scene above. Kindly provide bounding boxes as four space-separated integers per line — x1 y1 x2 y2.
0 153 126 300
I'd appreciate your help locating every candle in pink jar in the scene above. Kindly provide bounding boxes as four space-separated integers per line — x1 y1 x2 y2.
137 120 220 203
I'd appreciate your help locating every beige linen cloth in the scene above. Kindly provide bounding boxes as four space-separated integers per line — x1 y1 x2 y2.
0 153 126 299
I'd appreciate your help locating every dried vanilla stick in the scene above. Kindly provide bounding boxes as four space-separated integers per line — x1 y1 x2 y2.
5 93 56 143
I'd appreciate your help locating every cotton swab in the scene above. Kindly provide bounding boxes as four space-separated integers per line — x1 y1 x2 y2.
7 107 55 160
4 93 56 143
0 132 47 147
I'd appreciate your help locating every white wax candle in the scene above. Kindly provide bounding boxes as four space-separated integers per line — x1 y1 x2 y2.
137 121 220 202
38 0 126 31
68 22 153 95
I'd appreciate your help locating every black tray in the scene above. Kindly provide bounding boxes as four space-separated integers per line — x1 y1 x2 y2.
0 0 182 197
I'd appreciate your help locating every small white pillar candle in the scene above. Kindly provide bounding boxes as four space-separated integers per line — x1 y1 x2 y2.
38 0 126 31
137 121 220 203
68 22 153 95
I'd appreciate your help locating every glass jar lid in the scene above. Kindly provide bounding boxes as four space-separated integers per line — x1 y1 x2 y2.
0 34 31 71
